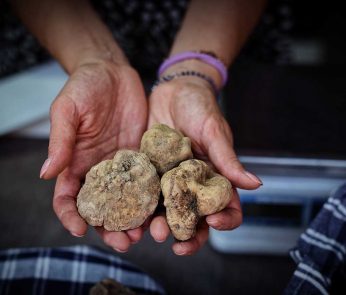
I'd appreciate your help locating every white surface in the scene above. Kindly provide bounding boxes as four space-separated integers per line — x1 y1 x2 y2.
0 61 67 136
209 226 303 255
239 156 346 168
238 176 346 200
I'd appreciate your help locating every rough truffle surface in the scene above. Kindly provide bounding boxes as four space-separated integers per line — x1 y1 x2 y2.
77 150 160 231
140 124 193 175
161 159 233 241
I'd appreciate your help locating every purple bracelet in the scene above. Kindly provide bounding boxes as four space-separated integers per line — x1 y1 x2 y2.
158 51 228 87
152 70 218 95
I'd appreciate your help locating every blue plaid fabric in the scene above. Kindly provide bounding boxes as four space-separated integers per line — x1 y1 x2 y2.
284 183 346 295
0 245 165 295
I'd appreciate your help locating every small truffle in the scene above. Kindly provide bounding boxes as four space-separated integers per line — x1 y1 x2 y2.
161 159 232 241
77 150 160 231
89 278 136 295
140 123 193 175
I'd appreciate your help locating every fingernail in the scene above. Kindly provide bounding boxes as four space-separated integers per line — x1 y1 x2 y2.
206 217 219 227
244 171 263 185
174 249 186 256
155 238 166 243
154 231 167 243
71 232 84 238
113 248 128 253
173 244 186 256
40 158 51 178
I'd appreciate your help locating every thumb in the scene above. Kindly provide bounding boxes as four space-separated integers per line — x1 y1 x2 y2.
40 96 78 179
204 124 262 190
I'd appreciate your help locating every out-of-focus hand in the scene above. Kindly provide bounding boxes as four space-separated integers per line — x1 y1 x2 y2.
148 77 262 255
40 59 148 252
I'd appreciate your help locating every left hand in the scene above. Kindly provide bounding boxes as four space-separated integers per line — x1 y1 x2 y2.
148 76 262 255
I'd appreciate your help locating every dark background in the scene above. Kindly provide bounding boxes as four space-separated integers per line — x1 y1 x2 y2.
224 0 346 159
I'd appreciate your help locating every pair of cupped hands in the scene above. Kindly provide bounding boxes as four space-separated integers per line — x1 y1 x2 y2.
40 58 261 256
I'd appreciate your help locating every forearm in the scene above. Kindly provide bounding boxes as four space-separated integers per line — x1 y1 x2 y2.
11 0 127 74
167 0 267 88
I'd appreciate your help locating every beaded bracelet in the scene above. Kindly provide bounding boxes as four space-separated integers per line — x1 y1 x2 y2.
152 70 218 95
158 51 228 87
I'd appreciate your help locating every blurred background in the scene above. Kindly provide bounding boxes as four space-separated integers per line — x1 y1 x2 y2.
1 1 345 294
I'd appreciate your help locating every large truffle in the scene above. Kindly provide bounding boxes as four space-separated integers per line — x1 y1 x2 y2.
161 159 233 241
140 124 193 175
77 150 160 231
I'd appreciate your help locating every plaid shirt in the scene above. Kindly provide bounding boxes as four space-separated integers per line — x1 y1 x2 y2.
0 245 165 295
284 183 346 295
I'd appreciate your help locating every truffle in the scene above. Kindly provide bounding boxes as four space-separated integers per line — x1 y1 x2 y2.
140 124 193 175
161 159 233 241
89 278 136 295
77 150 160 231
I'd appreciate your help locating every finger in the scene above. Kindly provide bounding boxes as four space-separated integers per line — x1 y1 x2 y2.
40 95 78 179
96 227 131 253
172 221 209 256
204 120 262 189
53 172 87 237
206 188 242 230
126 227 144 244
150 215 170 243
142 216 153 232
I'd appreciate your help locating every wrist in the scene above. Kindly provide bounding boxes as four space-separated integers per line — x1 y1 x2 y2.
13 0 129 74
70 45 128 73
156 56 225 96
162 58 221 81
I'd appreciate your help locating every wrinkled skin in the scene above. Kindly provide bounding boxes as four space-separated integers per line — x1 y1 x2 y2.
41 59 148 252
77 150 160 231
161 159 233 241
148 77 261 255
140 123 193 175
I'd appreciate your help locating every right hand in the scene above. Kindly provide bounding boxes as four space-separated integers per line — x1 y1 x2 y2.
147 76 262 255
40 59 148 252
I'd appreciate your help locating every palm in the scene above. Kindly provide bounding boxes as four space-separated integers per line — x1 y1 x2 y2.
59 63 147 177
148 80 231 162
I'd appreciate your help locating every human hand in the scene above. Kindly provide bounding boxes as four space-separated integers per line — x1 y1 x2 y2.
148 76 262 255
40 59 148 252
